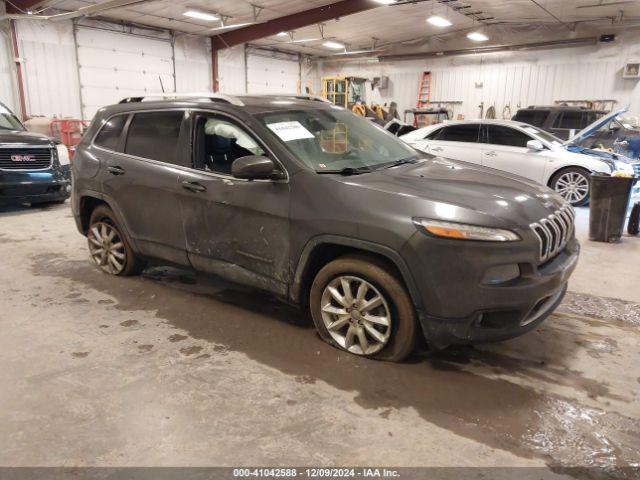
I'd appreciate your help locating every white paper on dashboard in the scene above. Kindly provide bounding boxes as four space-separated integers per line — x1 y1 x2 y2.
267 121 315 142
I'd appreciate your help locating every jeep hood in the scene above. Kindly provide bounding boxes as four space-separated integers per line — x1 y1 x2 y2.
0 130 53 147
343 158 566 229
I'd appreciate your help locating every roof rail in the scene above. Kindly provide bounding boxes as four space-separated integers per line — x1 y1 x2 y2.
249 93 332 104
119 92 244 106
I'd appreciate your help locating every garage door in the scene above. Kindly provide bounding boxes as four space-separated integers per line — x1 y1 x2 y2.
246 49 299 94
75 27 175 120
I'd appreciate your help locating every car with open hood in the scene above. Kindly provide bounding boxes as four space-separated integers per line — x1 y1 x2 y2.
0 101 71 206
71 93 579 361
400 109 637 206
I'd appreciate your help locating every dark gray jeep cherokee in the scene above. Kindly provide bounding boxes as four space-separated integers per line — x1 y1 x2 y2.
0 101 71 205
72 94 579 361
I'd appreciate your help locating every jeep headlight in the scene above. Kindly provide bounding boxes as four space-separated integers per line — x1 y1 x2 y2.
56 144 70 166
414 218 520 242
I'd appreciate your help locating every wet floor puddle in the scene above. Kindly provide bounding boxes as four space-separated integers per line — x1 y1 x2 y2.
30 254 640 478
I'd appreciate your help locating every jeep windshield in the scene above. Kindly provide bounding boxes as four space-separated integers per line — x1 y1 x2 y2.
257 107 419 173
0 103 25 131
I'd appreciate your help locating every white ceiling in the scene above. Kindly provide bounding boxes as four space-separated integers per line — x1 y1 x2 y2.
25 0 640 56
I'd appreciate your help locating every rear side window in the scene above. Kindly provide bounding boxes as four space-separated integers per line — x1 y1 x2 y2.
125 111 184 164
94 114 128 151
435 124 480 142
425 127 443 140
512 110 549 127
554 111 586 130
486 125 533 148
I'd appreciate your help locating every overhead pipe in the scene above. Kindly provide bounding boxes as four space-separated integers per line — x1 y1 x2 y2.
378 37 599 62
0 0 152 22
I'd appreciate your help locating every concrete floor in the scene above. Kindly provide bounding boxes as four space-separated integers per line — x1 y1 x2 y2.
0 203 639 478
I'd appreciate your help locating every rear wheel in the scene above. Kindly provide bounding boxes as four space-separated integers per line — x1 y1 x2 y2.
550 167 590 206
87 205 145 276
309 255 417 362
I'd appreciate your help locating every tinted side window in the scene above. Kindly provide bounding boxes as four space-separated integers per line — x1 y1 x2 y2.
425 127 443 140
437 124 480 142
554 111 584 130
94 115 128 151
487 125 533 148
512 110 549 127
125 111 184 164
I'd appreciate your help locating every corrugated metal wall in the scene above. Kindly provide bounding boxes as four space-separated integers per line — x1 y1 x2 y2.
175 36 211 93
320 32 640 120
218 45 246 94
0 23 16 112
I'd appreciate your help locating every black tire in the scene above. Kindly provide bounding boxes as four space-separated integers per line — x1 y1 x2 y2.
88 205 145 276
549 167 591 207
309 255 418 362
628 202 640 235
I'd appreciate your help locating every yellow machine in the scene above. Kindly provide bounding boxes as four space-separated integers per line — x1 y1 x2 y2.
321 76 367 110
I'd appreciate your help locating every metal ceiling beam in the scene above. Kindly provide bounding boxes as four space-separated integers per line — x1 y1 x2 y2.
211 0 381 50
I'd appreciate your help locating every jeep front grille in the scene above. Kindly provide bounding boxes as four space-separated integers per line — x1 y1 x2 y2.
0 147 53 171
529 205 575 263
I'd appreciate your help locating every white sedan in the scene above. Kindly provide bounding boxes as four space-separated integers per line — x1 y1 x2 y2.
400 113 636 206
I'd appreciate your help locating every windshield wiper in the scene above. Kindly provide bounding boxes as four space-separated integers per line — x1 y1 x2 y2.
383 157 419 169
316 166 371 176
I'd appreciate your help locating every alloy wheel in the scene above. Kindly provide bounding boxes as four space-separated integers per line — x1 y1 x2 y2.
87 221 126 274
554 171 589 204
320 275 392 355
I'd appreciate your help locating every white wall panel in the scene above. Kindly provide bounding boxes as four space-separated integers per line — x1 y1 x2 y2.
246 49 299 94
218 44 246 94
175 35 211 93
76 27 174 119
319 31 640 120
15 20 81 119
0 23 16 113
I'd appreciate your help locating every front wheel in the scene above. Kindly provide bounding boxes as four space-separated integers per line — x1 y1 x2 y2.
309 255 418 362
550 167 590 207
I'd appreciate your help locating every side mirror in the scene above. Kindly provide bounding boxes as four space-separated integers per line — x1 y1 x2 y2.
231 155 282 180
527 139 545 151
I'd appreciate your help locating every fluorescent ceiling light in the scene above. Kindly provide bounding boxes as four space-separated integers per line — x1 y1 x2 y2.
427 15 452 27
467 31 489 42
290 38 320 43
183 10 219 21
323 41 345 49
373 0 397 4
209 22 254 32
276 31 288 36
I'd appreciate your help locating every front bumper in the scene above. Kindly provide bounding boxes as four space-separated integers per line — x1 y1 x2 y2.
402 231 580 348
0 166 71 204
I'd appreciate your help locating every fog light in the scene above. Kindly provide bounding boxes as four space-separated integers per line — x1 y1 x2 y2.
482 264 520 285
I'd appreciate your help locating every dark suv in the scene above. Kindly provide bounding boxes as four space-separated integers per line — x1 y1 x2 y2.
72 94 579 361
0 102 71 205
513 106 605 140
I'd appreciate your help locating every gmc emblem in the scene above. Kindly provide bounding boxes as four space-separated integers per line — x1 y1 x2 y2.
10 155 35 162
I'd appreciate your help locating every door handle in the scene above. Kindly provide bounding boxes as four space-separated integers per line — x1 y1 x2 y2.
431 147 444 152
181 181 207 193
484 151 497 157
107 166 125 175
